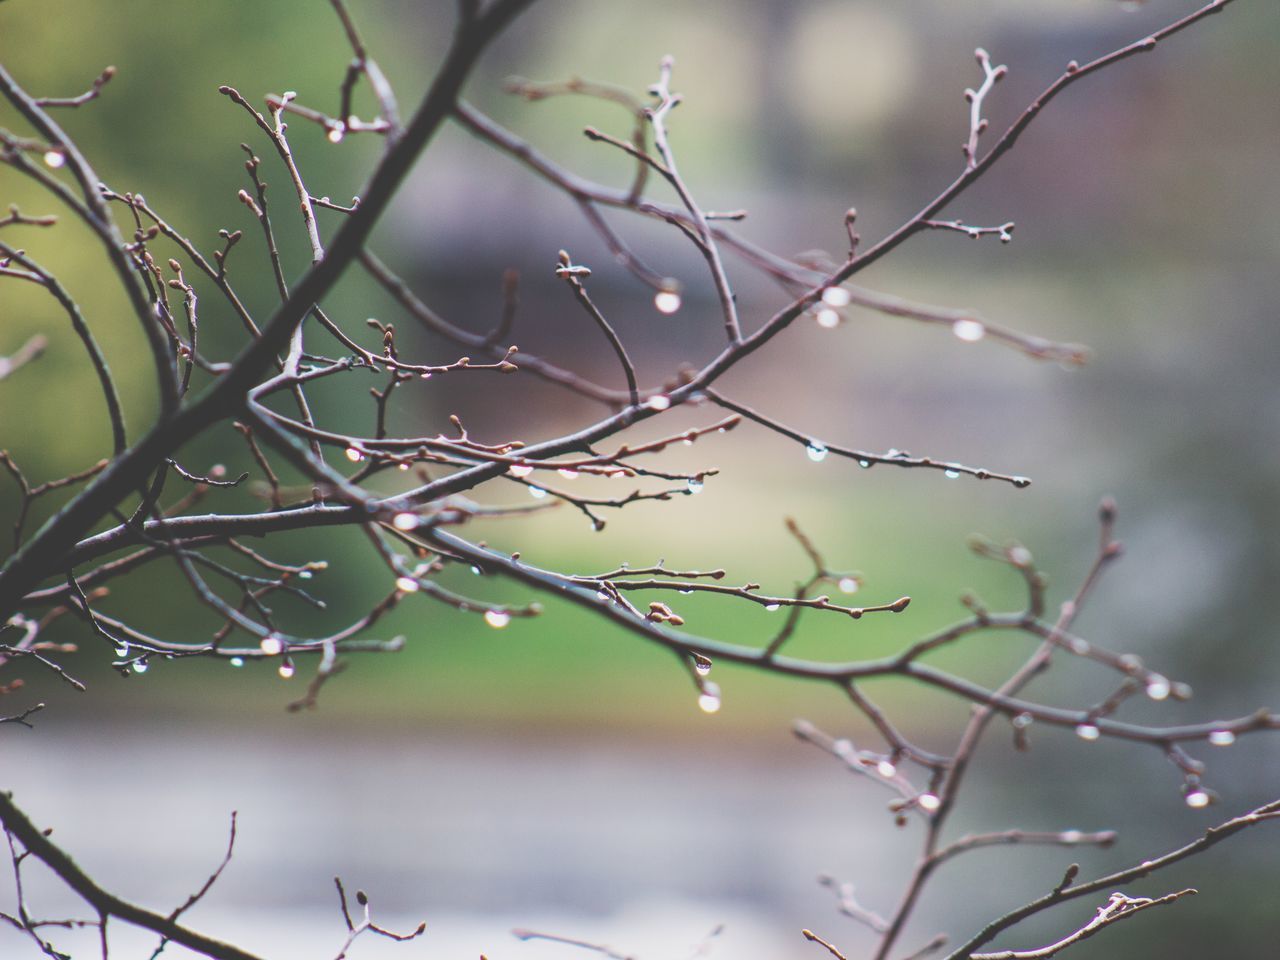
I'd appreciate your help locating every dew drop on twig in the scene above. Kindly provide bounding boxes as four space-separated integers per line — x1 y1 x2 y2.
806 442 828 463
697 681 721 714
654 290 682 315
1185 788 1211 808
484 610 511 629
952 318 986 342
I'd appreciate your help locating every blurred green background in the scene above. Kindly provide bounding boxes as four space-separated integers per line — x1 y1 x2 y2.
1 1 1278 958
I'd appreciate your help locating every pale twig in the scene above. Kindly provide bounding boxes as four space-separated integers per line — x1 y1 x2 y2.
969 889 1196 960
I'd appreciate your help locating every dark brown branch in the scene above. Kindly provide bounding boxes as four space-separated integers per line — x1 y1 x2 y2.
0 791 264 960
945 798 1280 960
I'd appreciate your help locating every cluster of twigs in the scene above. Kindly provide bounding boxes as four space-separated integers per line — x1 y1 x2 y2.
0 0 1274 958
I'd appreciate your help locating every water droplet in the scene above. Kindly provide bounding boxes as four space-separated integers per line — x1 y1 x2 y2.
646 394 671 411
114 643 130 658
393 512 419 531
806 442 828 463
484 610 511 629
326 124 345 144
944 469 961 479
132 660 149 674
1069 638 1091 656
558 468 579 479
298 570 313 580
259 635 283 656
1145 677 1171 701
1208 730 1235 747
278 661 296 679
764 603 781 612
471 565 483 576
1075 723 1100 741
833 738 855 758
1185 789 1211 809
952 318 986 342
697 681 721 714
1060 829 1083 843
345 446 364 463
858 459 872 469
395 576 419 593
528 485 547 499
229 657 245 668
509 464 534 478
838 576 859 594
1012 712 1033 729
917 793 941 811
43 149 66 168
686 478 704 494
1008 546 1033 566
876 760 896 778
815 308 840 329
398 463 410 471
694 658 712 677
654 290 682 315
821 286 851 307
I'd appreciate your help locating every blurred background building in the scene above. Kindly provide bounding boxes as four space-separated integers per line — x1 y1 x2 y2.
1 0 1277 957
